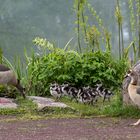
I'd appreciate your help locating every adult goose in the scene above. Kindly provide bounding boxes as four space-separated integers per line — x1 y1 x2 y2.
0 64 26 98
127 69 140 125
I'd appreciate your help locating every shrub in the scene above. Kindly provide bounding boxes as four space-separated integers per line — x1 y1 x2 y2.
26 38 128 96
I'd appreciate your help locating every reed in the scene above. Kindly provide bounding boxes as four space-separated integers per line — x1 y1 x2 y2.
115 0 123 59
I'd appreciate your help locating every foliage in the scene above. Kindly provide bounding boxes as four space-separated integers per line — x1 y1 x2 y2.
61 94 140 118
0 48 3 64
86 1 106 41
0 85 18 98
74 0 112 53
86 25 100 51
123 41 137 65
0 53 26 98
128 0 140 60
26 37 128 96
1 0 140 119
128 0 136 37
73 0 140 62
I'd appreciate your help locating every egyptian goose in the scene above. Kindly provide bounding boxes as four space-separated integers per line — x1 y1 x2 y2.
50 82 62 100
95 84 113 102
127 69 140 125
0 64 25 98
76 86 98 104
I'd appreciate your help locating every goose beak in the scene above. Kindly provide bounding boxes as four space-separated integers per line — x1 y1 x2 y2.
124 69 132 78
124 74 128 78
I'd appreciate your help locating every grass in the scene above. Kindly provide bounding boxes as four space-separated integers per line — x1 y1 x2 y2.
0 96 39 119
57 95 140 118
0 94 140 121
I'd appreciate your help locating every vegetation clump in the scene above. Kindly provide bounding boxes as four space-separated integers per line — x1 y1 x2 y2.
26 38 128 97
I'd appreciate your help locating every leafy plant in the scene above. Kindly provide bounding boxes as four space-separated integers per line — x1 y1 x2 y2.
26 37 128 96
86 25 100 51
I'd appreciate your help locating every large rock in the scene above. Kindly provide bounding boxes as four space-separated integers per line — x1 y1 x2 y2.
27 96 69 110
0 97 17 108
122 60 140 105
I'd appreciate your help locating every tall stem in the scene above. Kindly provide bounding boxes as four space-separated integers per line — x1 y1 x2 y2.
81 10 87 43
121 25 124 58
77 0 81 52
117 0 122 60
118 23 121 60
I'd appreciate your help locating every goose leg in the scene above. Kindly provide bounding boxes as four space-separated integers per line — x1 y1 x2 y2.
130 119 140 126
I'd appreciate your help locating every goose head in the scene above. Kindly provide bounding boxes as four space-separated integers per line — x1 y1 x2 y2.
127 69 138 85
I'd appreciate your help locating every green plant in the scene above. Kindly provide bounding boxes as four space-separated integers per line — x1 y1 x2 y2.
13 56 24 81
73 0 113 55
2 56 15 73
128 0 140 61
74 0 87 52
86 25 100 51
26 37 128 97
2 55 26 98
124 41 137 65
0 48 3 64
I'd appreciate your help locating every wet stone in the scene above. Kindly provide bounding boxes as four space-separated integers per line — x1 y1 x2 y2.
0 98 17 108
27 96 69 110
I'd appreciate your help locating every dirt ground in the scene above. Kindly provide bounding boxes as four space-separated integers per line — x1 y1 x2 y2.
0 116 140 140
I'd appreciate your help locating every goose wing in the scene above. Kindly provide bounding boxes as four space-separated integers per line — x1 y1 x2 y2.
136 87 140 95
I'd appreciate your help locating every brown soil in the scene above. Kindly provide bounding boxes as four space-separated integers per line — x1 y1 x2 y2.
0 116 140 140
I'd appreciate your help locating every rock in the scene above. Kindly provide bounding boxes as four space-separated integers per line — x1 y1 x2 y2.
122 60 140 105
27 96 69 110
0 97 17 108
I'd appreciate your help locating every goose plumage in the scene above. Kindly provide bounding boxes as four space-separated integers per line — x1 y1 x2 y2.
127 69 140 126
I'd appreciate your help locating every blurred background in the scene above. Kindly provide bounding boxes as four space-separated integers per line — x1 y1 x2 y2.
0 0 132 61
